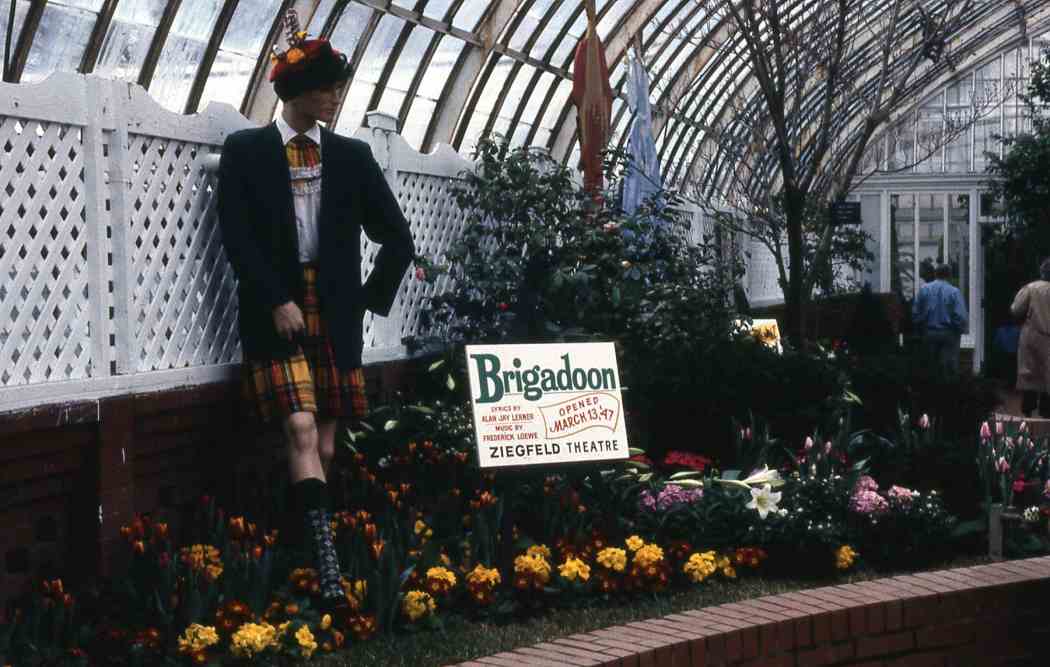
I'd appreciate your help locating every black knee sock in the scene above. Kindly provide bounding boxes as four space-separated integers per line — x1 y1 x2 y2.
291 477 328 514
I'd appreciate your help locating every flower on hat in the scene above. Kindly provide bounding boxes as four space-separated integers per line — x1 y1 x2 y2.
286 48 305 65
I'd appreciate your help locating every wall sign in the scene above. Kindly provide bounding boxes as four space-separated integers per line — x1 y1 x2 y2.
465 343 630 468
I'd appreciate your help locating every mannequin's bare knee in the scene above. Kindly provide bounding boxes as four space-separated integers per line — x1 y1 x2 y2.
284 411 319 457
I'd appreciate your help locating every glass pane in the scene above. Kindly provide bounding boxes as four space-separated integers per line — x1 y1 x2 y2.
891 193 915 300
328 3 373 58
472 55 514 126
451 2 487 32
860 194 881 289
423 0 457 21
597 0 633 40
530 0 577 59
506 1 545 52
22 1 103 84
198 0 283 111
973 115 999 172
402 96 436 149
148 0 224 111
353 13 404 86
948 193 971 313
220 0 282 55
416 34 465 100
335 14 404 134
916 193 945 289
95 0 166 81
385 25 432 94
915 92 944 173
198 50 255 110
306 0 338 35
944 75 973 172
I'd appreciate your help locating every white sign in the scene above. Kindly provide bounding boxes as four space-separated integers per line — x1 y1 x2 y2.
465 343 631 468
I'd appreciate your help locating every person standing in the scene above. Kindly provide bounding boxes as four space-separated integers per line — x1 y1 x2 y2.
217 12 414 612
1010 259 1050 417
912 263 968 376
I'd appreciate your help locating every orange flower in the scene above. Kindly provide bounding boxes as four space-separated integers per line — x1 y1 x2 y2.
370 540 386 560
362 523 378 543
133 540 146 555
252 545 263 561
229 516 246 540
348 614 377 641
286 48 305 64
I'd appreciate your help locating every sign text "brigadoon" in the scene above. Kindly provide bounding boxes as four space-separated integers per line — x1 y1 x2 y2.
470 353 618 404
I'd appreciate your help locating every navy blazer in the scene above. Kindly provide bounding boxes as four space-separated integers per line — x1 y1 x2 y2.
217 123 415 369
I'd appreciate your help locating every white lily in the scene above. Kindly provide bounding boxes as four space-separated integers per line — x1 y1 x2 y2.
715 465 785 490
746 484 782 519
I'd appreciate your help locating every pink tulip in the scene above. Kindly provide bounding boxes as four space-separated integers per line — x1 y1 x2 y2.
804 436 813 451
996 457 1009 473
415 266 426 281
1020 421 1029 433
744 427 752 440
995 421 1004 436
980 422 992 440
918 414 930 430
824 441 832 455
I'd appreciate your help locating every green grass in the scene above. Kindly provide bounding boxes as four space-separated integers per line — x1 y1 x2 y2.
312 555 992 667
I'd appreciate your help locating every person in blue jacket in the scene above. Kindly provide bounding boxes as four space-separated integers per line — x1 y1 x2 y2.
912 263 968 377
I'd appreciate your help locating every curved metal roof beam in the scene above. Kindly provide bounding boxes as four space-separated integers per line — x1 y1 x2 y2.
694 0 1031 198
667 0 963 190
422 1 524 150
547 0 721 162
79 0 121 74
5 0 45 83
523 0 693 149
398 0 468 148
185 0 241 115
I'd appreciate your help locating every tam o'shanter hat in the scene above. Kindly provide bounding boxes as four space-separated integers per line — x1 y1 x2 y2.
269 9 351 101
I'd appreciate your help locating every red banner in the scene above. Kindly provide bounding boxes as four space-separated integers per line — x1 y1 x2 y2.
571 2 613 199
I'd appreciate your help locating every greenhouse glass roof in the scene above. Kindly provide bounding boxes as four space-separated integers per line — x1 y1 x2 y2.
3 0 1050 192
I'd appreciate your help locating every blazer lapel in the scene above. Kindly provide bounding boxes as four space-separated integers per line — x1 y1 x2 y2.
264 123 299 257
319 126 337 234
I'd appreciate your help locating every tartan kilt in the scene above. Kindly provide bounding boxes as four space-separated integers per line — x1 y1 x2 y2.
241 263 368 422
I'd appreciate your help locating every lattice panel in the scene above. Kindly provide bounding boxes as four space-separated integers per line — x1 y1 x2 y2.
0 117 94 386
362 171 467 350
125 135 240 371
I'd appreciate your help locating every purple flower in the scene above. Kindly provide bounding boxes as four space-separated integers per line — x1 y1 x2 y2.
887 485 916 507
853 475 879 494
638 484 703 512
850 489 889 515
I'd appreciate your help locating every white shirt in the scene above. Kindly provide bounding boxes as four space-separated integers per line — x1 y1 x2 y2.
275 116 322 263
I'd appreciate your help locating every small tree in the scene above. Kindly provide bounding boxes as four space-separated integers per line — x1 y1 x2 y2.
663 0 1003 343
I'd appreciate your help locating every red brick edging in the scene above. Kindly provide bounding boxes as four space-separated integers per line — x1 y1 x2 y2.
452 557 1050 667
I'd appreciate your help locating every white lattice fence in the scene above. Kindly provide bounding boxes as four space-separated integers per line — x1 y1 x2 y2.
0 97 101 390
353 114 472 361
0 78 475 412
124 134 238 372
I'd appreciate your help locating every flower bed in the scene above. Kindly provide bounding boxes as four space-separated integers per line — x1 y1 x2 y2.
6 372 1046 667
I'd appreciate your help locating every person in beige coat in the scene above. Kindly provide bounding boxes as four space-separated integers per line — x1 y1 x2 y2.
1011 258 1050 417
